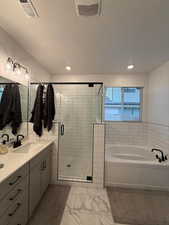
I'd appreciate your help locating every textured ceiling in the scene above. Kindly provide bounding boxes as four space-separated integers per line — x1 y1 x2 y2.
0 0 169 75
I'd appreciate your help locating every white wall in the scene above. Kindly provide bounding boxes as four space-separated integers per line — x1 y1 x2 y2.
51 73 147 86
147 61 169 126
0 26 51 85
52 73 148 121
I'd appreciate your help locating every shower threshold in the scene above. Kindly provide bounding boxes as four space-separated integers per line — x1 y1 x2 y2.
58 176 92 183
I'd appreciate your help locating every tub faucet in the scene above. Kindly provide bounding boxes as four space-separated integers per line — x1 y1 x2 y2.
151 148 167 162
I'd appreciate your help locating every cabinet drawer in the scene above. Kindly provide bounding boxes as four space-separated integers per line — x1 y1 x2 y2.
0 164 28 201
0 176 28 217
0 188 28 225
7 199 28 225
30 146 51 170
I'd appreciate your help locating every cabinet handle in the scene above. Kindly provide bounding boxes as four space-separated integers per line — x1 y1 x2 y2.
41 160 47 171
9 176 22 186
8 203 21 217
41 162 43 171
41 161 44 171
61 124 64 136
44 160 47 169
9 189 22 201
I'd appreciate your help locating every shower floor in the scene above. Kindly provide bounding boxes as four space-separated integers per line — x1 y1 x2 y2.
58 157 92 181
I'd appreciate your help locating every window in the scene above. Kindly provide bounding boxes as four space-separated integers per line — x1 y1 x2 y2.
104 87 142 121
0 87 4 101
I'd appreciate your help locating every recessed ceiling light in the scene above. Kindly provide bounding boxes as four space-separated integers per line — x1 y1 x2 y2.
66 66 71 71
127 64 134 70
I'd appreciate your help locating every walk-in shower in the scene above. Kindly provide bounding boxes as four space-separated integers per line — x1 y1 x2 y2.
30 82 103 183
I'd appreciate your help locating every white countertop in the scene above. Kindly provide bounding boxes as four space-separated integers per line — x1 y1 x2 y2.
0 137 56 184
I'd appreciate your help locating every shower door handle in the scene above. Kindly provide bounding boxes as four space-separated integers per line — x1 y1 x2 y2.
61 124 64 136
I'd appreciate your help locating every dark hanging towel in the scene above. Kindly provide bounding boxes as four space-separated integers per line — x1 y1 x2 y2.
30 84 44 136
11 84 22 135
43 84 55 131
0 84 13 130
0 84 22 134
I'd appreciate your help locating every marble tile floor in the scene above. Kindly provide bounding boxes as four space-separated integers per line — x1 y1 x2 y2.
28 184 169 225
28 185 126 225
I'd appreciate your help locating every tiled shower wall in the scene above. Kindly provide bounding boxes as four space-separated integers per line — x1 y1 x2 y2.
105 122 169 155
147 123 169 155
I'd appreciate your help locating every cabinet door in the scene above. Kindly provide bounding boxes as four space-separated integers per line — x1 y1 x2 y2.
40 151 51 196
29 162 42 217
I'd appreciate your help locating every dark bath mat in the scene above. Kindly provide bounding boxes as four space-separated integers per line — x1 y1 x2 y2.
28 185 71 225
106 187 169 225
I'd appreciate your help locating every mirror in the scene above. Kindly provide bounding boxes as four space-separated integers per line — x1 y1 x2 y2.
0 76 29 139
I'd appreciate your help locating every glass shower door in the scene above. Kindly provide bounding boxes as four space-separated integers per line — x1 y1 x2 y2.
55 84 102 182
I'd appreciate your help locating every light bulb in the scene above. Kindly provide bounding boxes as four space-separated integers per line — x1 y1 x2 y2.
127 64 134 70
16 66 21 75
14 63 22 75
25 72 30 80
6 58 13 71
66 66 71 71
6 62 12 70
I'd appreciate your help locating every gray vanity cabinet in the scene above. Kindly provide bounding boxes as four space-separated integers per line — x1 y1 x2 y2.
29 147 51 217
29 160 41 217
0 164 29 225
0 145 52 225
40 150 51 196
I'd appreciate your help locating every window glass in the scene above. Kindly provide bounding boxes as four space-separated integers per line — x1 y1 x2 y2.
0 87 4 101
104 87 142 121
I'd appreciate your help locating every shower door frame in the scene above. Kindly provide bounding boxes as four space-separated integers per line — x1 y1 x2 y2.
56 82 103 183
30 82 104 183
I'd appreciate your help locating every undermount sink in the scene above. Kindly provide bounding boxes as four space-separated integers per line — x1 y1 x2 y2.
12 142 43 153
0 163 4 169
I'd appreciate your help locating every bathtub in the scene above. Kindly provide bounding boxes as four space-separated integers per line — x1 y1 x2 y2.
105 144 169 190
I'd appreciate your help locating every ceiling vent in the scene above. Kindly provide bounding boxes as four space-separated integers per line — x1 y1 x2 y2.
19 0 39 17
75 0 101 16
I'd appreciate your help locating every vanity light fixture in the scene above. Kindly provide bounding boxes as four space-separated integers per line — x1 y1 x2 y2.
25 70 30 80
6 57 14 71
127 64 134 70
14 63 22 75
6 57 29 76
66 66 71 71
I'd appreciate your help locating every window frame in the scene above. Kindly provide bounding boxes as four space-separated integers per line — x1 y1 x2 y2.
104 87 143 122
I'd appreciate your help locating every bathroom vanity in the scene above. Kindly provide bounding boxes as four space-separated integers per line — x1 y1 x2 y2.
0 139 55 225
29 145 51 216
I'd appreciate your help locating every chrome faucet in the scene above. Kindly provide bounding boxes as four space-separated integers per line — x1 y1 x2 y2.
151 148 167 162
13 134 24 148
1 134 9 144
